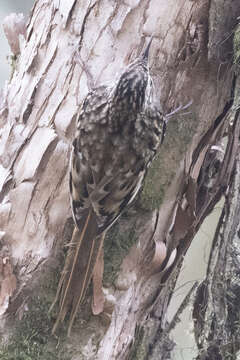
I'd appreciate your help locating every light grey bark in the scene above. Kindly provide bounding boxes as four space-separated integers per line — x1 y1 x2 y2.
0 0 239 359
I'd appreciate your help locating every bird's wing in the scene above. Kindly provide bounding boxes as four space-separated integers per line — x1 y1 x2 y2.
71 137 146 232
51 86 111 334
71 105 164 234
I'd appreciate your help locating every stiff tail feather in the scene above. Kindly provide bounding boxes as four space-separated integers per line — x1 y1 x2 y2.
50 208 103 335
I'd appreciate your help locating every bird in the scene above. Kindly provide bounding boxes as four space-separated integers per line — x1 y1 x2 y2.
51 37 165 335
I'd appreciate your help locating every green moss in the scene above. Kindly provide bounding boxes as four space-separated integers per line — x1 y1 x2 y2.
0 296 70 360
140 111 197 211
0 247 72 360
103 219 137 285
234 24 240 68
140 153 169 211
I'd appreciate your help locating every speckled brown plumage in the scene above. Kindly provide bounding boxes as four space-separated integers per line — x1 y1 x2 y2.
52 37 165 335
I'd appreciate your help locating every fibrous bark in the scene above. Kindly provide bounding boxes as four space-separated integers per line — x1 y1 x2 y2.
193 84 240 360
0 0 239 359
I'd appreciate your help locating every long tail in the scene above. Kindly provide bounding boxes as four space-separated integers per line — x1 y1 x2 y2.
50 208 103 335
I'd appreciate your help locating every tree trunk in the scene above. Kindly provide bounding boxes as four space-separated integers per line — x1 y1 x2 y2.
193 143 240 360
0 0 240 359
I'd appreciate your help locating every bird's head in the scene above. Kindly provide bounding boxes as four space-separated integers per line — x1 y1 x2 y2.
112 37 153 112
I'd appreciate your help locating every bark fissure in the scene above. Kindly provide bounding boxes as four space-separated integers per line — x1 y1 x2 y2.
78 1 98 52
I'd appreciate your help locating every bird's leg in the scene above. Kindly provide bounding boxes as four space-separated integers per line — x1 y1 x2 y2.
91 233 105 315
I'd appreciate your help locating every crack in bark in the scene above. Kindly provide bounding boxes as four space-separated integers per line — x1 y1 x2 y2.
66 0 78 28
78 1 98 52
22 85 38 124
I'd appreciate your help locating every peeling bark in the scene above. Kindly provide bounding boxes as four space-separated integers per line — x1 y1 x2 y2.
193 154 240 359
192 82 240 360
0 0 240 359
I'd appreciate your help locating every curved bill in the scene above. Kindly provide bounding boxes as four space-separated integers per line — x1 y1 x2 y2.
142 36 154 60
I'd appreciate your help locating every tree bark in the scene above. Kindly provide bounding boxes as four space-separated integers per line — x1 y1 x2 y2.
193 145 240 360
0 0 240 359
